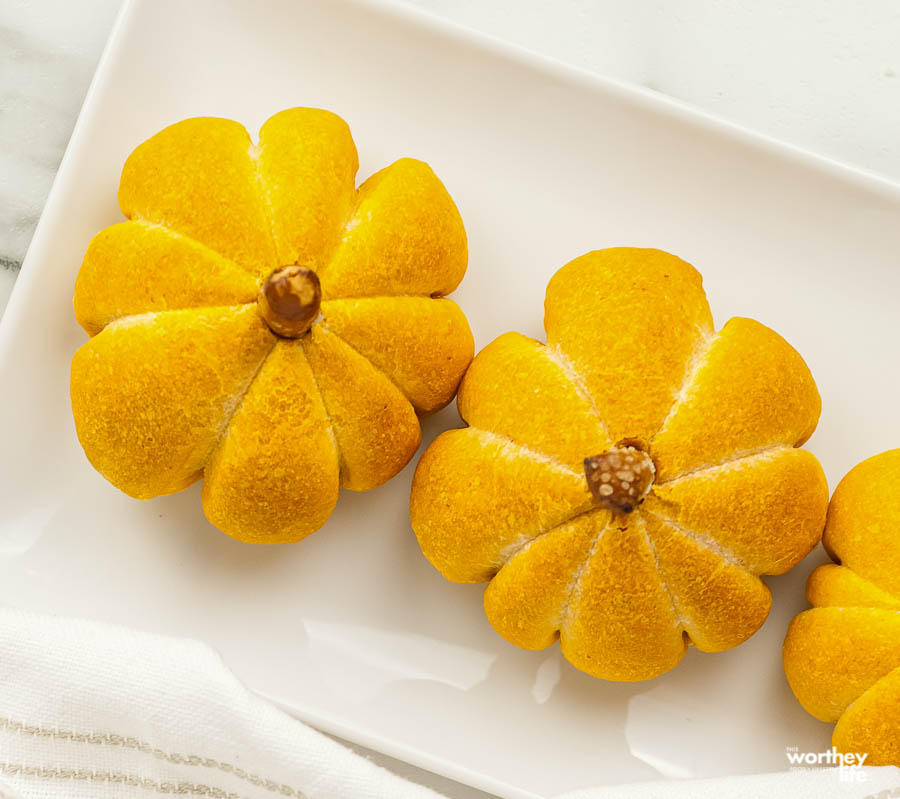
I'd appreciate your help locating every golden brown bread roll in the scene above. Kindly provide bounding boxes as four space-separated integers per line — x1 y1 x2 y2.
412 247 828 681
71 108 473 544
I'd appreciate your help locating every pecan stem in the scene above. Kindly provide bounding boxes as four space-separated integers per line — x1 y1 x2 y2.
584 446 656 513
258 266 321 338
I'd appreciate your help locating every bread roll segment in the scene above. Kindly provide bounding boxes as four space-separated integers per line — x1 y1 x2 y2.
543 248 714 444
319 158 467 300
202 340 340 545
651 317 822 481
646 447 828 576
119 117 277 274
256 108 358 270
824 448 900 597
559 515 686 681
321 296 473 414
301 325 420 492
71 305 274 500
484 510 606 651
75 221 258 335
457 331 612 471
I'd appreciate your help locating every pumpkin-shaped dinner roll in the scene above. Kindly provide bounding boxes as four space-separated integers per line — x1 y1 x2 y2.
71 108 473 544
784 449 900 765
411 248 828 681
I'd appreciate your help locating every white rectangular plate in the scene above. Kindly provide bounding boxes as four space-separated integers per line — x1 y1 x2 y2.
2 1 900 796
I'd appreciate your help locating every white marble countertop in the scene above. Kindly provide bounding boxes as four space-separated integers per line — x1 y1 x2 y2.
2 1 899 796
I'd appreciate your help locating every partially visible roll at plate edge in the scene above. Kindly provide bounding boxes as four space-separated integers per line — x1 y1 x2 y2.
784 448 900 766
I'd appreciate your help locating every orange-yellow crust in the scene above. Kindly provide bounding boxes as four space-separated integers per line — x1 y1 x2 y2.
833 667 900 766
255 108 358 269
319 158 467 299
119 117 276 275
823 449 900 596
71 305 274 499
783 449 900 765
543 248 714 443
72 108 472 543
201 341 340 545
74 221 259 336
411 247 827 681
411 427 593 583
646 448 829 575
641 512 772 654
457 331 612 470
301 326 420 492
652 317 822 481
484 512 603 651
320 297 473 414
560 516 687 681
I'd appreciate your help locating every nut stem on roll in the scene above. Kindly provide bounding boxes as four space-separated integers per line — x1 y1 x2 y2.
258 266 321 338
584 445 656 513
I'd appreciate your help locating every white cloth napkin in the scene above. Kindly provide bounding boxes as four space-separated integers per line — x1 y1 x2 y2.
0 608 897 799
0 609 443 799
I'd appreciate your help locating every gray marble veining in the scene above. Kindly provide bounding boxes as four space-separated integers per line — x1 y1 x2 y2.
0 0 121 312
